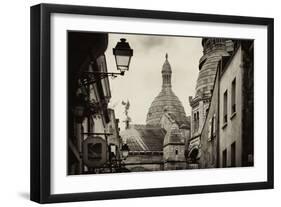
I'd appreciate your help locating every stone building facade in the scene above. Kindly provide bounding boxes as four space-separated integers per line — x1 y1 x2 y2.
198 67 219 168
218 41 254 167
198 40 254 168
67 32 122 174
188 38 233 163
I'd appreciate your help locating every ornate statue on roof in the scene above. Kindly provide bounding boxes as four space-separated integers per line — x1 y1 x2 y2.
122 100 131 129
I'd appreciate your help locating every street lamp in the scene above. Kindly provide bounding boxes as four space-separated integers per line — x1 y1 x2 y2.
80 38 133 86
113 38 133 75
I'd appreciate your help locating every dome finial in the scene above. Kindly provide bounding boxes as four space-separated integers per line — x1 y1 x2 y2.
165 53 168 60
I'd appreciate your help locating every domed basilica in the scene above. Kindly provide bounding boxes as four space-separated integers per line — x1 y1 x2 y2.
120 54 190 172
146 54 188 126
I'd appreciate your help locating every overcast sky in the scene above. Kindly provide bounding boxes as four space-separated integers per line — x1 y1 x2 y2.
105 33 202 130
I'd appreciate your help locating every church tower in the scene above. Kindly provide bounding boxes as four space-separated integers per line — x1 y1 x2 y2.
188 38 233 162
162 53 172 88
162 108 187 170
146 54 187 126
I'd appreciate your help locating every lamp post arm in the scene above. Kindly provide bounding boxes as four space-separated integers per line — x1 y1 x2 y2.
84 71 125 76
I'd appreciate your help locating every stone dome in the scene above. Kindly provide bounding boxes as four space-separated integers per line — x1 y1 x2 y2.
195 38 232 97
146 54 187 126
146 88 187 125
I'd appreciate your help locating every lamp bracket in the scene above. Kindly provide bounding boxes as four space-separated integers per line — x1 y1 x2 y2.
80 71 124 86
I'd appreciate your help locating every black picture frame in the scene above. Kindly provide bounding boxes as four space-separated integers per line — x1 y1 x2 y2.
30 3 274 204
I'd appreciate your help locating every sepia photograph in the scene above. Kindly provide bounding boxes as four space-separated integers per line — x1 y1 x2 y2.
30 4 273 203
67 31 254 175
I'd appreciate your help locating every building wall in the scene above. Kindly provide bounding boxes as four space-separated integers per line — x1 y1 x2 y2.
200 100 210 132
164 161 186 170
219 46 243 167
188 39 232 164
163 144 185 161
67 32 109 175
124 154 163 171
188 98 209 162
199 69 219 168
190 100 209 137
126 163 163 172
106 109 122 163
163 144 186 170
106 109 121 146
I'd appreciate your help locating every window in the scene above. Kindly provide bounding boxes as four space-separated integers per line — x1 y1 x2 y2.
222 149 227 167
175 149 178 155
208 119 212 140
231 78 236 115
193 113 196 132
193 111 199 132
211 140 215 165
212 114 216 137
231 142 236 167
223 90 228 124
208 114 216 141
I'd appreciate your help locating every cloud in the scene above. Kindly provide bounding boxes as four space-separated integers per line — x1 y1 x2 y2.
138 36 173 50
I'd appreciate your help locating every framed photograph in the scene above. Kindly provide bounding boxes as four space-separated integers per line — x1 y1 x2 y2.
30 3 274 203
